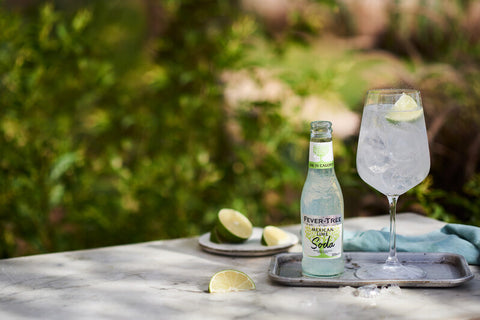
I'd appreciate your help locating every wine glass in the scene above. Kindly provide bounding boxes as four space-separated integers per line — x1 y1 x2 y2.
355 89 430 279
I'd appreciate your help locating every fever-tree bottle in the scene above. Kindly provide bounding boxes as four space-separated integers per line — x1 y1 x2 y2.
301 121 344 277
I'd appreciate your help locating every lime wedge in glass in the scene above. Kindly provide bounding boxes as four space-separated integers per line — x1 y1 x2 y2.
208 269 256 293
215 208 252 243
261 226 290 246
386 93 423 122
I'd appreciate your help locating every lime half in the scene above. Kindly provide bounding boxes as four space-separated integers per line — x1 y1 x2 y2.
261 226 290 246
386 93 423 122
208 269 256 293
209 226 223 243
215 208 252 243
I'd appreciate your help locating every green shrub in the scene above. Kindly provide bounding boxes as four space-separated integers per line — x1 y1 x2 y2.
0 1 307 257
1 0 479 259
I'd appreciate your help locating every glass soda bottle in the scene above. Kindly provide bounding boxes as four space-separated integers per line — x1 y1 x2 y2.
301 121 344 277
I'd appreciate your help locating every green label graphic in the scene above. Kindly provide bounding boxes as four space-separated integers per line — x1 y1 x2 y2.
302 215 342 258
309 142 333 169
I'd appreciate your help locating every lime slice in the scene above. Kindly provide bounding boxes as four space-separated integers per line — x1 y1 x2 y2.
215 208 252 243
386 93 423 122
208 269 256 293
261 226 290 246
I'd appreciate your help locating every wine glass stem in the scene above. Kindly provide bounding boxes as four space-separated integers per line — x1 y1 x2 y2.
386 195 400 266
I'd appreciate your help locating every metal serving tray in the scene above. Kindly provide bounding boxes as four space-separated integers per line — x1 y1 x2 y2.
268 252 474 288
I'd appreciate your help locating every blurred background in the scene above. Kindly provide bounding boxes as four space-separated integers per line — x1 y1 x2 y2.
1 0 479 258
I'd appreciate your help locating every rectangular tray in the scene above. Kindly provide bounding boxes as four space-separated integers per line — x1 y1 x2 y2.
268 252 474 288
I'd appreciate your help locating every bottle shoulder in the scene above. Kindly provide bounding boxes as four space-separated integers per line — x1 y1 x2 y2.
305 168 341 181
302 178 343 194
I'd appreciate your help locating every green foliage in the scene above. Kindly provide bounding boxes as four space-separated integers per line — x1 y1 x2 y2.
0 1 148 256
0 1 306 257
1 0 479 258
409 174 480 227
379 0 480 64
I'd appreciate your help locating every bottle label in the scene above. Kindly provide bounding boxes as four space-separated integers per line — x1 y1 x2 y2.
309 141 333 169
302 214 342 259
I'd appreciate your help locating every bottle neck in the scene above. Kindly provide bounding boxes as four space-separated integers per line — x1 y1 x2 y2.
308 139 334 171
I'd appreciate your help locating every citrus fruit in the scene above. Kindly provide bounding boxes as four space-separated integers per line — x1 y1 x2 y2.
261 226 290 246
215 208 252 243
386 92 423 122
208 269 256 293
209 226 223 243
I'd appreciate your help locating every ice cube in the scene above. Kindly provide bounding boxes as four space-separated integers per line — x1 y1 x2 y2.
354 284 380 298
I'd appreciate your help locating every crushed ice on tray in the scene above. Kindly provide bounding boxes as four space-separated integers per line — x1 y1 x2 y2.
339 284 401 298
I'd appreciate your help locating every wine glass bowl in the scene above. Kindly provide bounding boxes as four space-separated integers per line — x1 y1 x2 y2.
355 89 430 280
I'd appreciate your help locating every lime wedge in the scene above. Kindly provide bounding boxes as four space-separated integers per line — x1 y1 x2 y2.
215 208 252 243
208 269 256 293
261 226 290 246
386 93 423 122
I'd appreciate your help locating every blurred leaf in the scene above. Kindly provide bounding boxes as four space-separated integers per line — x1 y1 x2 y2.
50 153 78 181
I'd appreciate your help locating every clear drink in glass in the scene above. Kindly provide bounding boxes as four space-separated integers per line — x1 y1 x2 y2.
356 89 430 280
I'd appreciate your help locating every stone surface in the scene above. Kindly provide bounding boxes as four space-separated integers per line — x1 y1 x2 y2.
0 213 478 320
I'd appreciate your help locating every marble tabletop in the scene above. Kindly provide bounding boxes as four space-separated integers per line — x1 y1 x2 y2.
0 213 478 320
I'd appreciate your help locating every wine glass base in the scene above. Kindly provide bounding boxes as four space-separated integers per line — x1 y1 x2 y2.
355 263 426 280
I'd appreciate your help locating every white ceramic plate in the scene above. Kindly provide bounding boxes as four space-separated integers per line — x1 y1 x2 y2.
198 227 299 257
